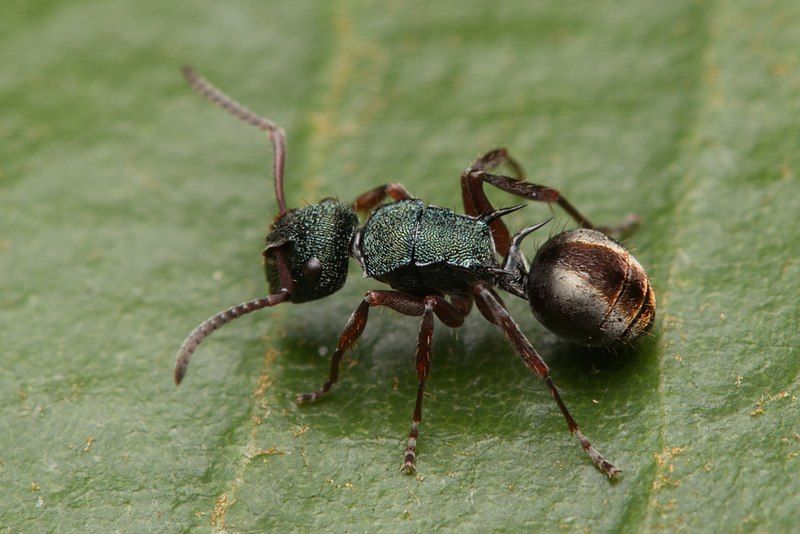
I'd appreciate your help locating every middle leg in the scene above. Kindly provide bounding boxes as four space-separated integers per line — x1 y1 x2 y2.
401 295 437 474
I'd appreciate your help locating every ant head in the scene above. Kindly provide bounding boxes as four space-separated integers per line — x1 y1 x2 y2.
264 199 358 303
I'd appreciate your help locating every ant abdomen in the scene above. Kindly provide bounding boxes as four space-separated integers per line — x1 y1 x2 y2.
527 229 655 346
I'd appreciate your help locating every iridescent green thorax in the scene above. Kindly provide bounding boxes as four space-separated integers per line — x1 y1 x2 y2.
264 199 358 303
356 199 497 295
358 200 421 278
415 205 496 268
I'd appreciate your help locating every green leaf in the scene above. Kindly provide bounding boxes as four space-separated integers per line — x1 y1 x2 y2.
2 0 799 530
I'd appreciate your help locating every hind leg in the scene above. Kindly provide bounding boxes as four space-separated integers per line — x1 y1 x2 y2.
463 149 639 257
472 281 620 478
461 149 526 256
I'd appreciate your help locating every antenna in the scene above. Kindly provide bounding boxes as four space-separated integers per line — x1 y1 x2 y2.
174 291 290 385
181 66 288 215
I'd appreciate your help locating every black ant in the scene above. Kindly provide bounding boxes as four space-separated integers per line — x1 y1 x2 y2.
174 66 655 478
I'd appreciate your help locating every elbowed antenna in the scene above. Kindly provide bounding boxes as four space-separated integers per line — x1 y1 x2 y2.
174 291 290 385
181 66 288 215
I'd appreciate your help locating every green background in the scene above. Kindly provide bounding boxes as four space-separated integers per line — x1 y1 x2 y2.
2 0 799 531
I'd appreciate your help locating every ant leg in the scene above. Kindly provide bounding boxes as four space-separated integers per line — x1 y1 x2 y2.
473 284 505 326
462 149 526 257
467 147 527 177
401 296 436 474
294 297 373 404
352 183 413 214
467 168 639 238
472 281 621 478
296 291 464 404
182 66 289 216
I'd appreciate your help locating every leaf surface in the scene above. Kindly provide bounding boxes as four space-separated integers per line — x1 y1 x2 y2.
1 0 798 530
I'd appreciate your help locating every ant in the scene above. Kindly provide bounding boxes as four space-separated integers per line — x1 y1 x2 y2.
174 66 655 478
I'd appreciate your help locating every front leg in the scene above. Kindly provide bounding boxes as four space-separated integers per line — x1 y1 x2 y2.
296 290 466 474
296 291 464 403
352 183 413 215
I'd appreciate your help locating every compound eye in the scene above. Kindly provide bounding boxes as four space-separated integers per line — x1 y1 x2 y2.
302 257 322 283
